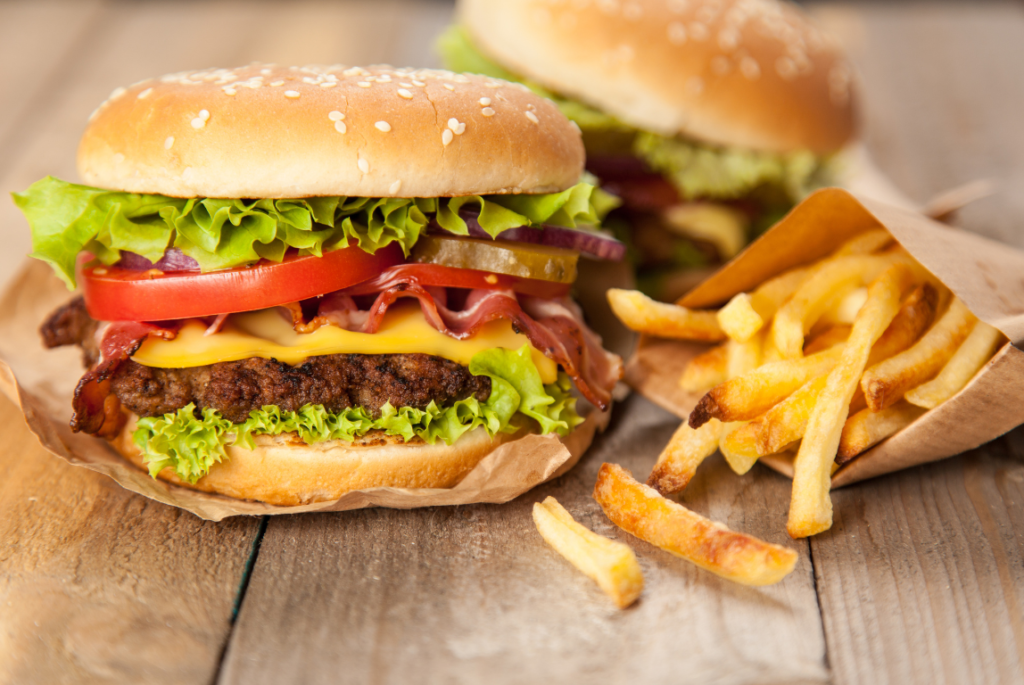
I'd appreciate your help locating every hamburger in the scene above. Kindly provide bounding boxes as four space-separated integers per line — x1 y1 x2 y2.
439 0 858 300
14 64 625 506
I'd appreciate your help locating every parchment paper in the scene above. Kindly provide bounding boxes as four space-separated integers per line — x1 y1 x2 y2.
626 187 1024 487
0 260 610 521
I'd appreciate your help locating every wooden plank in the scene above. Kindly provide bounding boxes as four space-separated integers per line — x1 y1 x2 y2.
808 4 1024 684
0 390 263 684
220 395 828 685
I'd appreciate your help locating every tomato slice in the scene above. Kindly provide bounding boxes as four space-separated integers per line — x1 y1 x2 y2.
341 263 572 299
81 244 404 322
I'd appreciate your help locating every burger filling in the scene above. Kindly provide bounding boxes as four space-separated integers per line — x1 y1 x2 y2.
19 177 624 486
438 26 842 296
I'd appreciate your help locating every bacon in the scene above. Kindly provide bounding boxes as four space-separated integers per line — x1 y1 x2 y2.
316 284 623 410
71 321 178 435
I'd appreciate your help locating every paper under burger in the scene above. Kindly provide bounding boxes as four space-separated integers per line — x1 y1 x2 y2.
10 64 626 509
439 0 858 299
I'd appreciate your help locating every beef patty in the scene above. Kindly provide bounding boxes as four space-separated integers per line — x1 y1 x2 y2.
42 297 491 422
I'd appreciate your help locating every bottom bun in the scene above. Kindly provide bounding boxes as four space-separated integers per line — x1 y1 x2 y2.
112 412 532 506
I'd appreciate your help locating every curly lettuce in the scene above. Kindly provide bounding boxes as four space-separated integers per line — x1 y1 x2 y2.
437 25 835 202
13 176 615 289
133 346 583 484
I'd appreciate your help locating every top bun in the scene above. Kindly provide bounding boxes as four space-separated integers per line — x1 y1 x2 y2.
78 64 585 198
459 0 857 154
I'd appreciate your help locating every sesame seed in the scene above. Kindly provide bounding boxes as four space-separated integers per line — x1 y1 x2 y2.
484 81 502 88
443 83 455 91
137 88 153 99
358 158 369 173
191 117 206 129
223 88 237 96
569 120 581 134
93 268 108 276
199 109 210 121
690 22 708 41
334 121 347 134
109 86 127 100
375 121 392 132
481 107 495 117
400 82 413 88
320 82 337 88
165 136 175 149
525 111 539 124
775 56 798 80
270 80 285 87
442 129 454 146
668 0 687 13
397 88 413 99
740 57 761 79
328 110 345 121
711 56 731 75
447 118 461 131
484 274 498 284
358 82 372 88
412 80 426 87
668 23 687 44
261 68 272 75
479 97 491 106
389 180 402 194
285 90 300 98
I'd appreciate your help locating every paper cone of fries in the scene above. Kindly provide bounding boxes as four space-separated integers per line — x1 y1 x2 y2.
625 188 1024 488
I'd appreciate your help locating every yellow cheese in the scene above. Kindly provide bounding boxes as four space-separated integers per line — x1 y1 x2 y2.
132 300 559 384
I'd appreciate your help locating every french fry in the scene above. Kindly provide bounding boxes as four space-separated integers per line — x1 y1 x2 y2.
833 228 895 256
533 497 644 608
804 325 852 355
756 375 829 456
905 321 1004 409
717 267 809 343
771 254 901 359
788 264 914 538
607 289 725 341
647 420 722 494
866 283 938 366
861 297 976 411
719 421 763 475
689 344 845 428
837 402 926 464
594 463 798 586
680 343 728 394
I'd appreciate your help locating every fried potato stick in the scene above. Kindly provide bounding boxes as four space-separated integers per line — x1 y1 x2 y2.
836 402 926 464
833 228 895 256
788 264 914 538
804 325 852 355
648 420 722 495
719 421 763 475
861 297 976 411
680 343 729 394
594 463 798 586
533 497 644 608
905 321 1004 409
607 289 725 341
717 267 809 343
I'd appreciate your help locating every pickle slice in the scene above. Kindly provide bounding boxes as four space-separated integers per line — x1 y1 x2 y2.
411 236 578 284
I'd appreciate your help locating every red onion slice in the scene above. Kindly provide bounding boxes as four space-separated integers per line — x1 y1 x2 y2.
116 248 200 272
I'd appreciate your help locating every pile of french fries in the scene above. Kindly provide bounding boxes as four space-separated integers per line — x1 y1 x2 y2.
533 229 1004 605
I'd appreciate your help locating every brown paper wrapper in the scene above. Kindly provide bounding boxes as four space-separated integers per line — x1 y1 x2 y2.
626 187 1024 487
0 260 610 521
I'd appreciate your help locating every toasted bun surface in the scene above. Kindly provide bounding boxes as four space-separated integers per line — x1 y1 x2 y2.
113 413 531 506
78 65 584 198
460 0 856 154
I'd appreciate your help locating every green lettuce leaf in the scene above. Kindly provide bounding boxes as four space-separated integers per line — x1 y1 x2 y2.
13 177 614 289
133 346 583 484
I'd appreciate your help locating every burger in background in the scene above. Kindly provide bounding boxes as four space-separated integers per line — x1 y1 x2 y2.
439 0 858 301
14 64 624 506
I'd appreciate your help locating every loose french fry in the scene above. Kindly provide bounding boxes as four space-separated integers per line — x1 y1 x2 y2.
594 464 798 586
788 264 914 538
771 254 902 359
689 344 845 428
866 283 938 366
719 421 763 475
533 497 644 608
680 343 729 394
607 289 725 341
861 297 976 411
717 268 809 343
647 420 722 494
757 375 829 456
905 321 1004 409
804 325 852 355
837 402 926 464
833 228 895 256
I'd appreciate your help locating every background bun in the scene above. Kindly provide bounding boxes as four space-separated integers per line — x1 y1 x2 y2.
78 64 585 198
113 413 530 506
460 0 857 154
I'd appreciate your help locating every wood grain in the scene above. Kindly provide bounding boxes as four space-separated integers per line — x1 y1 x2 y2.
220 395 828 685
0 392 262 684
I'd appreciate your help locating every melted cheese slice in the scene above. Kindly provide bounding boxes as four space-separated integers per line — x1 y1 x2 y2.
132 300 558 384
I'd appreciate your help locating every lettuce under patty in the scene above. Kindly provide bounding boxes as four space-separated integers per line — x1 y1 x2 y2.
134 346 583 484
14 176 615 290
437 26 835 202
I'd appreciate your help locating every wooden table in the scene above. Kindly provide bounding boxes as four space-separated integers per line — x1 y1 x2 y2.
1 2 1023 683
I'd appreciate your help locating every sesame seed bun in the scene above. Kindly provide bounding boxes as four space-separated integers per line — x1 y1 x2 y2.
112 412 533 506
77 65 585 199
459 0 857 154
